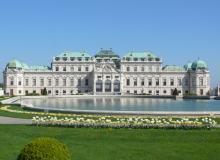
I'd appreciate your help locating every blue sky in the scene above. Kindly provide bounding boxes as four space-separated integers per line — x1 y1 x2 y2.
0 0 220 87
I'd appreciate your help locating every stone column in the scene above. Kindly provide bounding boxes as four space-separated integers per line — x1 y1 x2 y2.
111 80 114 93
93 76 96 95
102 78 105 93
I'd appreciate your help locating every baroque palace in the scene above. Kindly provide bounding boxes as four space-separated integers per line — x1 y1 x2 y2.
3 49 210 96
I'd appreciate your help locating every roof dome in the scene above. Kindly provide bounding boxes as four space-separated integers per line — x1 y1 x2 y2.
184 62 192 70
7 59 23 69
95 49 119 58
191 60 208 71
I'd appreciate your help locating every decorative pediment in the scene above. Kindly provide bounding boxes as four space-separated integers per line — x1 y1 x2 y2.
95 63 120 73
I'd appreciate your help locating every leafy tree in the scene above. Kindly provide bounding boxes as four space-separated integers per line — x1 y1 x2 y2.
17 137 71 160
172 88 179 96
42 88 47 95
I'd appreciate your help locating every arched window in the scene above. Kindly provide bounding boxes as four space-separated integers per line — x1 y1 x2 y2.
96 80 103 92
105 80 111 92
114 80 120 92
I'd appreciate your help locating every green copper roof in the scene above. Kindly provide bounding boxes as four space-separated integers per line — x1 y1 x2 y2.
7 59 49 71
28 65 49 71
57 51 92 58
184 62 192 70
123 51 158 59
163 65 185 72
191 60 208 71
95 49 119 58
7 59 24 68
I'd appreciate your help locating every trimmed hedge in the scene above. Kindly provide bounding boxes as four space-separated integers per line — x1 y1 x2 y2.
17 137 71 160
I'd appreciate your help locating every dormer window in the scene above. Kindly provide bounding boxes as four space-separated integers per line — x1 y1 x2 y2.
63 57 67 61
78 57 82 61
155 57 160 61
134 58 138 61
70 57 75 61
85 57 89 61
55 57 60 61
141 58 145 61
126 57 130 61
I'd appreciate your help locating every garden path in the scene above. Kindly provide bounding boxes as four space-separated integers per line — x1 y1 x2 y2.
0 116 31 124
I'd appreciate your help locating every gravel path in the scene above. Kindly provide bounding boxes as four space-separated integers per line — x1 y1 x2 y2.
0 116 32 124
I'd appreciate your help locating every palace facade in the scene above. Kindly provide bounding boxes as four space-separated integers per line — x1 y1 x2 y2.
3 49 210 96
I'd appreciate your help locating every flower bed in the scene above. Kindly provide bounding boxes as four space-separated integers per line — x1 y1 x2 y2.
32 116 216 129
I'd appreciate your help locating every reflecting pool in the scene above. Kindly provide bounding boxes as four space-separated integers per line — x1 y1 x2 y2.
20 97 220 112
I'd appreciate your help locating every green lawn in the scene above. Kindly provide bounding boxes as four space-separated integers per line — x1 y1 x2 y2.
0 125 220 160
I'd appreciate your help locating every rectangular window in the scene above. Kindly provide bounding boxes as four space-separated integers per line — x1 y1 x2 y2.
149 66 152 72
48 79 52 86
63 67 66 72
192 78 196 86
70 78 74 86
85 66 89 72
156 67 160 72
148 78 152 86
126 67 130 72
185 79 189 86
85 79 89 86
55 67 59 71
126 79 130 86
141 78 145 86
78 66 81 72
170 78 174 86
63 90 66 95
78 78 81 86
141 66 144 72
18 81 22 86
71 67 74 72
25 79 29 86
134 78 137 86
199 77 204 86
63 78 66 86
156 78 159 86
10 79 14 85
178 78 182 86
163 79 167 86
55 78 59 86
40 79 44 86
33 79 36 86
134 67 137 72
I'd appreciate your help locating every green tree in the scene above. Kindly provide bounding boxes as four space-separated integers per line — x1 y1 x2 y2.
172 88 179 96
42 88 47 95
17 137 71 160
